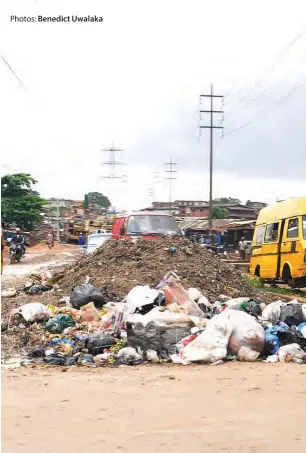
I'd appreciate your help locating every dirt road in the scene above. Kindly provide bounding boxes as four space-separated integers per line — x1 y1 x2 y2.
1 243 81 289
2 363 306 453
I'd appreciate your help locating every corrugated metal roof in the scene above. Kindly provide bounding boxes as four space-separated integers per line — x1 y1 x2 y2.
178 218 255 230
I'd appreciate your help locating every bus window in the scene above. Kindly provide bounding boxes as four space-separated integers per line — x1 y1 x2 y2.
303 216 306 239
256 225 265 245
265 222 279 243
287 218 299 238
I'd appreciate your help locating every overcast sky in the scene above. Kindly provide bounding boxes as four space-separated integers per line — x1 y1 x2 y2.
1 0 306 210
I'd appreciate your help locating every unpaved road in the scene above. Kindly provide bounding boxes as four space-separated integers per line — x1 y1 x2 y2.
1 243 81 288
2 363 306 453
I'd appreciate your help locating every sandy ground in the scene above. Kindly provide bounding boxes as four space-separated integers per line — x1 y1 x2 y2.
2 363 306 453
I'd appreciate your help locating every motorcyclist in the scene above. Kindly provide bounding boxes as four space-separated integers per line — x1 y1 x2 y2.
11 228 26 257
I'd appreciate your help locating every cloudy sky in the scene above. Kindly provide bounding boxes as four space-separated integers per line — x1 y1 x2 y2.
1 0 306 210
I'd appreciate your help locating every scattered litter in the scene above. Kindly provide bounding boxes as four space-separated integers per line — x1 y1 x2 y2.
1 287 17 298
70 283 106 309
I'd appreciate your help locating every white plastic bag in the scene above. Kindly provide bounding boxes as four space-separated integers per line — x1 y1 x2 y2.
181 311 232 363
261 300 286 323
227 310 265 355
126 307 206 328
126 285 159 312
1 287 17 298
10 303 51 323
278 343 306 363
237 346 260 362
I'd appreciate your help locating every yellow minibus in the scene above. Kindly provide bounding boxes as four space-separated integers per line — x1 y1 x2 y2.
250 197 306 288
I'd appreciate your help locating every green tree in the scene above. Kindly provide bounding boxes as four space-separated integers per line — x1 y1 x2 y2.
1 173 48 230
213 197 241 205
212 207 227 219
83 192 111 209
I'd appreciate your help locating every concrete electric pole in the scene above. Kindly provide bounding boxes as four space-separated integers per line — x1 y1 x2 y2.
200 85 224 229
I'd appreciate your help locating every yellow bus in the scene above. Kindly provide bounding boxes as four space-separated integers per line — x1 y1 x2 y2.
250 197 306 288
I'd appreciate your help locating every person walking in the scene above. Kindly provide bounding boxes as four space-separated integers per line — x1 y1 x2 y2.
78 232 85 247
46 230 54 249
239 237 247 260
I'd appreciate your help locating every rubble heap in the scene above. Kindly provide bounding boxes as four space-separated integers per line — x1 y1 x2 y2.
55 237 267 302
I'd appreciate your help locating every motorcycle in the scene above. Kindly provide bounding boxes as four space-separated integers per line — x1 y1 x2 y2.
10 243 23 264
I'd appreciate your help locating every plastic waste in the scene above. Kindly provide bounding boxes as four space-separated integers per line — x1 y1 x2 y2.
10 303 51 323
227 310 265 355
264 354 279 363
28 347 46 358
179 311 233 363
77 353 94 365
237 347 260 362
126 285 159 315
297 322 306 339
43 353 71 366
126 307 205 328
86 332 117 355
45 314 75 334
279 303 304 326
70 283 105 309
79 302 101 322
146 349 159 362
261 300 286 323
1 287 17 298
127 321 191 358
278 343 306 363
116 347 143 365
264 333 280 355
27 284 53 295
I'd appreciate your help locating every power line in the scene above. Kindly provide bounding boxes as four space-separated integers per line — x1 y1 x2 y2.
1 54 27 90
224 26 306 119
100 142 125 181
199 84 224 229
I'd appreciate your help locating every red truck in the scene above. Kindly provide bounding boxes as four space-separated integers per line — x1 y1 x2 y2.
112 211 181 240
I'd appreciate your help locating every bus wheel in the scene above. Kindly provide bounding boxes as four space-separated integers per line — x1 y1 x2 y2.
255 265 260 277
288 278 296 289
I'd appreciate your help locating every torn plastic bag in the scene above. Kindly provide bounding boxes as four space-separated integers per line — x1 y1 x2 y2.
10 302 51 323
70 283 106 309
264 332 280 355
279 303 304 326
28 347 46 358
126 285 159 315
86 332 116 355
116 347 143 365
225 297 251 308
79 302 101 322
77 353 94 365
241 301 262 317
237 346 261 362
278 343 306 363
27 284 53 295
127 321 191 358
227 310 265 355
180 311 232 364
45 314 75 334
261 301 286 323
1 288 17 298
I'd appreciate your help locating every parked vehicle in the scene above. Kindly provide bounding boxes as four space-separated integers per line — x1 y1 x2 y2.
111 211 181 240
83 232 111 255
10 243 23 264
249 197 306 288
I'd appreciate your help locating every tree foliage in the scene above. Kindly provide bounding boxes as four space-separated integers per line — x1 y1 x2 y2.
212 207 227 219
213 197 241 205
83 192 111 209
1 173 48 230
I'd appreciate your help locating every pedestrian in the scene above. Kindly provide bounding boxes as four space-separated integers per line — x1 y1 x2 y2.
1 222 5 275
78 233 85 247
239 237 247 260
46 230 54 249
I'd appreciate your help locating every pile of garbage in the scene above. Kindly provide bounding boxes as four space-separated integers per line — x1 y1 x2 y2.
2 271 306 367
55 237 270 302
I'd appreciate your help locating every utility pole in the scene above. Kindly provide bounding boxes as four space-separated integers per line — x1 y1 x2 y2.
200 85 224 229
165 158 177 214
56 199 60 241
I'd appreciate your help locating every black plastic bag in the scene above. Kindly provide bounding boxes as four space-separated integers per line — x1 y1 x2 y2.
70 284 106 309
86 333 116 355
280 304 304 326
44 353 68 366
127 321 191 359
27 284 53 295
28 347 46 358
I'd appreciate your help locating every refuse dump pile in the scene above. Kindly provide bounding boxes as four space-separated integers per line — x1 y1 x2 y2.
2 268 306 367
55 237 269 301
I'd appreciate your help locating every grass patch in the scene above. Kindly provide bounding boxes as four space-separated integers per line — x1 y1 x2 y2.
243 275 302 296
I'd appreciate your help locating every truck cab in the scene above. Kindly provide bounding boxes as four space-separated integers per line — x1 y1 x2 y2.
111 211 181 240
